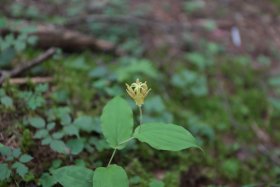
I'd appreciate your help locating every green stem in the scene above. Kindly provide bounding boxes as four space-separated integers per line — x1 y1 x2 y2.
107 149 117 166
139 105 143 125
119 137 134 145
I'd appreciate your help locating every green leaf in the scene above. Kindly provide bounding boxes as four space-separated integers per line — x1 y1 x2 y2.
50 140 68 154
0 146 11 156
89 138 110 151
35 84 48 93
12 162 28 177
116 58 158 81
29 117 46 128
12 148 21 158
34 129 49 139
19 154 33 163
40 173 57 187
0 163 11 180
60 114 71 126
47 122 56 130
63 125 79 137
101 97 133 149
41 137 52 145
27 35 38 45
74 116 99 133
14 41 26 52
52 166 93 187
0 143 3 147
52 131 64 139
93 165 129 187
0 17 7 29
0 96 13 108
66 139 84 155
149 179 165 187
133 123 200 151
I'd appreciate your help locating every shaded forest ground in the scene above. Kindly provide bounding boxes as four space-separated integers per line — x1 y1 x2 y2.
1 0 280 187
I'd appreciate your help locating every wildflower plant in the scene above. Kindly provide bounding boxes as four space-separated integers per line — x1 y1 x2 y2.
49 79 200 187
0 145 33 183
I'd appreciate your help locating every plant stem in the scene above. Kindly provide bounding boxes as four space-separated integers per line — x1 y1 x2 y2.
12 176 19 187
139 105 143 125
119 137 134 145
107 148 117 166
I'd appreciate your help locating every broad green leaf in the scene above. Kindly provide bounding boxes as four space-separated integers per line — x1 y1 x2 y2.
40 173 57 187
52 132 64 139
0 17 6 28
34 129 49 139
29 117 46 128
129 176 141 185
60 114 71 126
88 137 110 151
0 143 3 147
52 166 93 187
41 137 52 145
74 116 100 133
116 59 158 81
133 123 200 151
89 66 108 78
92 165 129 187
0 163 11 180
19 154 33 163
0 96 13 108
0 146 11 156
101 97 133 149
47 123 56 130
36 83 49 93
149 179 165 187
51 159 62 169
50 140 68 154
12 148 21 158
12 162 28 177
66 139 84 155
63 125 79 137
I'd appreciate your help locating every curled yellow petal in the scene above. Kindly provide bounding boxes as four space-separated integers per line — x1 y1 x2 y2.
125 79 151 106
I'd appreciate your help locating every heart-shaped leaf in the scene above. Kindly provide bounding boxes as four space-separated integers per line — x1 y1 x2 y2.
92 165 129 187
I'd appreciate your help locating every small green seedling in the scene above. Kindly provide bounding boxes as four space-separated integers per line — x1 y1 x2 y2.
50 79 201 187
0 145 33 182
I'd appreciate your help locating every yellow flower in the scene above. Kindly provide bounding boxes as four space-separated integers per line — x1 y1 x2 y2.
126 79 151 106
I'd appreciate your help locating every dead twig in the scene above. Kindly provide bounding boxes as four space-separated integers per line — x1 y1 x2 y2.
0 48 56 84
8 77 53 85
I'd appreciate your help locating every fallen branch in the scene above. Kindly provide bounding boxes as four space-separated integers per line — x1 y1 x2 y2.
8 77 53 85
0 20 123 55
0 48 56 84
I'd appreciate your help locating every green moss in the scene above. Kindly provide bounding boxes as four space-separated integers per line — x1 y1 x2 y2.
21 129 34 151
163 171 180 187
220 159 240 180
272 0 280 8
126 159 151 187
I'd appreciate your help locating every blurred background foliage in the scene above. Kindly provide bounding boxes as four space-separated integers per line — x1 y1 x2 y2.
0 0 280 186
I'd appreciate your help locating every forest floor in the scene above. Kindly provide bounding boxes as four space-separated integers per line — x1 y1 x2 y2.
1 0 280 187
